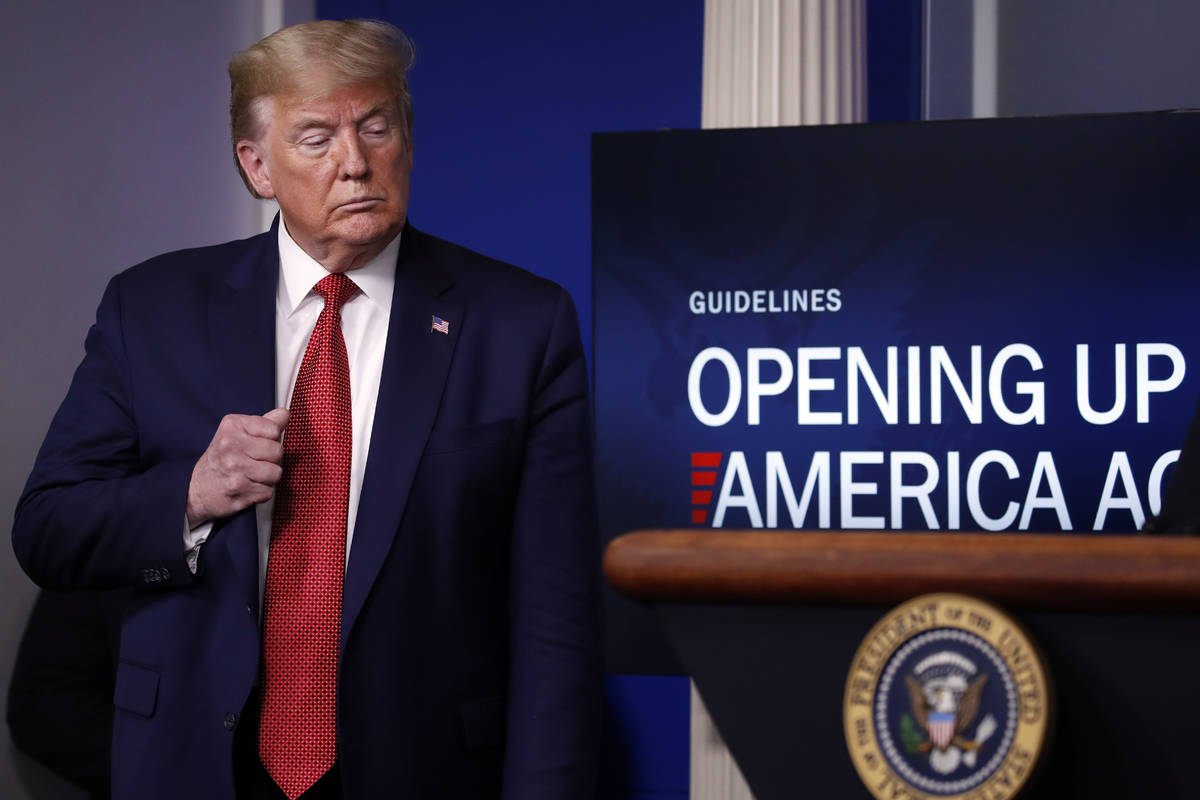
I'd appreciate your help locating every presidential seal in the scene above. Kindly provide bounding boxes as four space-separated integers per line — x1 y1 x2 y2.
843 594 1050 800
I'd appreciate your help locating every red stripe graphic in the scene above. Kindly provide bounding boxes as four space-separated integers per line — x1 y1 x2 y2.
691 452 721 527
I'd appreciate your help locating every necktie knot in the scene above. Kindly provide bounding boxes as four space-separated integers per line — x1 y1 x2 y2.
313 273 359 313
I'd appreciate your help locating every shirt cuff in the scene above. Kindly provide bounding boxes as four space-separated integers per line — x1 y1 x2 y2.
184 519 213 575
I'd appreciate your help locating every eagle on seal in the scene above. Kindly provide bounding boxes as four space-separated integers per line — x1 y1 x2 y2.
906 671 988 752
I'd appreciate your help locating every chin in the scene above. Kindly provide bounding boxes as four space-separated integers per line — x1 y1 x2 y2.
334 213 402 248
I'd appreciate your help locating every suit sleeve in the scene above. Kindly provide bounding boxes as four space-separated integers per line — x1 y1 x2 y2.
501 287 604 799
13 276 196 591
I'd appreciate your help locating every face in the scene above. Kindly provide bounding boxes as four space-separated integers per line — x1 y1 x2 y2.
236 78 412 272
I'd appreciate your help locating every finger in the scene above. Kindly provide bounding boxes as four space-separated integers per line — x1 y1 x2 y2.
263 407 289 432
240 410 288 440
211 442 253 472
243 437 284 465
244 460 284 487
234 479 275 506
209 415 260 455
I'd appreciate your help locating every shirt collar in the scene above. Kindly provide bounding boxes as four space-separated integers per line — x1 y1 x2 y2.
276 218 399 317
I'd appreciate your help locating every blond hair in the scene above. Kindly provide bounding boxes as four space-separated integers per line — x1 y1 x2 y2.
228 19 416 197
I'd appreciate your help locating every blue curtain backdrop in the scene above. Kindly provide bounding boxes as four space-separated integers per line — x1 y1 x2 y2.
313 3 704 796
313 3 919 797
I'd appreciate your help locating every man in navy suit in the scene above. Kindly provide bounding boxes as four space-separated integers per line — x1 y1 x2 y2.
13 19 601 799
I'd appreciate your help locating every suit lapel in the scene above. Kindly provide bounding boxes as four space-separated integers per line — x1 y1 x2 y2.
341 226 461 654
207 225 278 608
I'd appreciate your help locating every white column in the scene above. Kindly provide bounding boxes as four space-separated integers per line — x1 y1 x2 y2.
255 0 315 233
690 683 755 800
703 0 866 129
971 0 998 118
257 0 285 234
694 4 866 797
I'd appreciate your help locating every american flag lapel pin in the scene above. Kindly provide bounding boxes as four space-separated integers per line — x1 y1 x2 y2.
431 315 450 335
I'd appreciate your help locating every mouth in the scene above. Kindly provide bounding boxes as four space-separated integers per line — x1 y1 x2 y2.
338 197 384 212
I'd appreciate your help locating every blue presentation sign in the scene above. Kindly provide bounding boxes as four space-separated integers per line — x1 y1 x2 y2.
593 113 1200 671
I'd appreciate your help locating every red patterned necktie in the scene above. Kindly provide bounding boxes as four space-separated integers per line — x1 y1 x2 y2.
260 272 358 799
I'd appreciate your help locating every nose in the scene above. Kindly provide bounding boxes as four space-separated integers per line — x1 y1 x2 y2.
337 130 369 180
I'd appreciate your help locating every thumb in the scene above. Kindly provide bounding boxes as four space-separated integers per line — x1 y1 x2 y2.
263 407 290 430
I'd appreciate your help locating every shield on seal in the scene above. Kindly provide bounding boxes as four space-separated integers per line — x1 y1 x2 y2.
928 712 955 750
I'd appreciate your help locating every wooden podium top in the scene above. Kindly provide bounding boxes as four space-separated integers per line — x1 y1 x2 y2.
604 530 1200 611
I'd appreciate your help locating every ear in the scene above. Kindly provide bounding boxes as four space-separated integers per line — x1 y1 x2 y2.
236 140 276 199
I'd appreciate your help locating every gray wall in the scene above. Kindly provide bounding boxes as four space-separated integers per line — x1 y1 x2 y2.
927 0 1200 119
0 1 271 795
996 0 1200 116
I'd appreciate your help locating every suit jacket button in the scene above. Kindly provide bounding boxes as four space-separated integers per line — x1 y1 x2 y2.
224 712 238 731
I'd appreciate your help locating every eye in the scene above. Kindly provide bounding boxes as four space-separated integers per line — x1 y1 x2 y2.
360 116 395 138
299 135 330 149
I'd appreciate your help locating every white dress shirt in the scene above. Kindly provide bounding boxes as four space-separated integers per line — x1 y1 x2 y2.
185 220 397 604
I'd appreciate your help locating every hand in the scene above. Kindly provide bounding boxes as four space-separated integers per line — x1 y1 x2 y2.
186 408 288 528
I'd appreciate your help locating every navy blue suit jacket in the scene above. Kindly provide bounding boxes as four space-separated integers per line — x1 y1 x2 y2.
14 222 603 799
